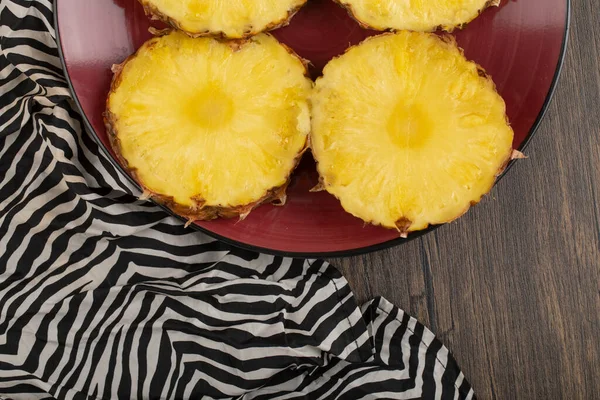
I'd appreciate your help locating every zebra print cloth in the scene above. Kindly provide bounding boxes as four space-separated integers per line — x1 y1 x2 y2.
0 1 476 399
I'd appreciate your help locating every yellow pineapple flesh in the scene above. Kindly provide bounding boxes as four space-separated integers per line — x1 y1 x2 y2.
311 32 514 235
140 0 307 38
336 0 499 32
106 32 312 221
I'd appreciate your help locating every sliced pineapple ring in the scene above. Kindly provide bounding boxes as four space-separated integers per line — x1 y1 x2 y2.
311 32 514 235
139 0 307 38
106 31 312 221
336 0 498 32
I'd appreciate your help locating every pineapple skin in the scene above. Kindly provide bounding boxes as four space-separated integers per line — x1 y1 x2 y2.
310 32 515 237
138 0 307 39
335 0 501 33
104 33 310 223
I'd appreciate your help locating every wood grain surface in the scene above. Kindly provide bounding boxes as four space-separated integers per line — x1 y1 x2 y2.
332 2 600 399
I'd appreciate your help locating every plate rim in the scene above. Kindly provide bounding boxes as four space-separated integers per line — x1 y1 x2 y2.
53 0 571 259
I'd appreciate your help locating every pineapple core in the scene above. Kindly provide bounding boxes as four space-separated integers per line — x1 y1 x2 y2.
107 32 311 208
311 32 513 233
141 0 307 38
337 0 496 32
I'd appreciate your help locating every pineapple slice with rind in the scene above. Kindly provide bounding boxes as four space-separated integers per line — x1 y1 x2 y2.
139 0 307 39
310 32 514 235
336 0 500 32
105 31 312 222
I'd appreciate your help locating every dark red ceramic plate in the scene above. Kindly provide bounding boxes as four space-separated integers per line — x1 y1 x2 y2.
55 0 570 257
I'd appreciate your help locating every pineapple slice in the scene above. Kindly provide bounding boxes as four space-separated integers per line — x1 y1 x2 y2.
336 0 499 32
311 32 514 235
139 0 307 38
105 31 312 222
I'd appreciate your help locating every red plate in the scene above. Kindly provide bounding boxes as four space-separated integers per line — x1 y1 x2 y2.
55 0 570 257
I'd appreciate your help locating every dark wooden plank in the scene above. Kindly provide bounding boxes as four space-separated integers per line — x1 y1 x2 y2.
331 1 600 398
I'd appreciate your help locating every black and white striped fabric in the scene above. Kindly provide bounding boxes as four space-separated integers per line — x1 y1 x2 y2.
0 1 476 399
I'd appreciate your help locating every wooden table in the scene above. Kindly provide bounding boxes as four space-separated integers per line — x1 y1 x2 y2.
334 2 600 398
